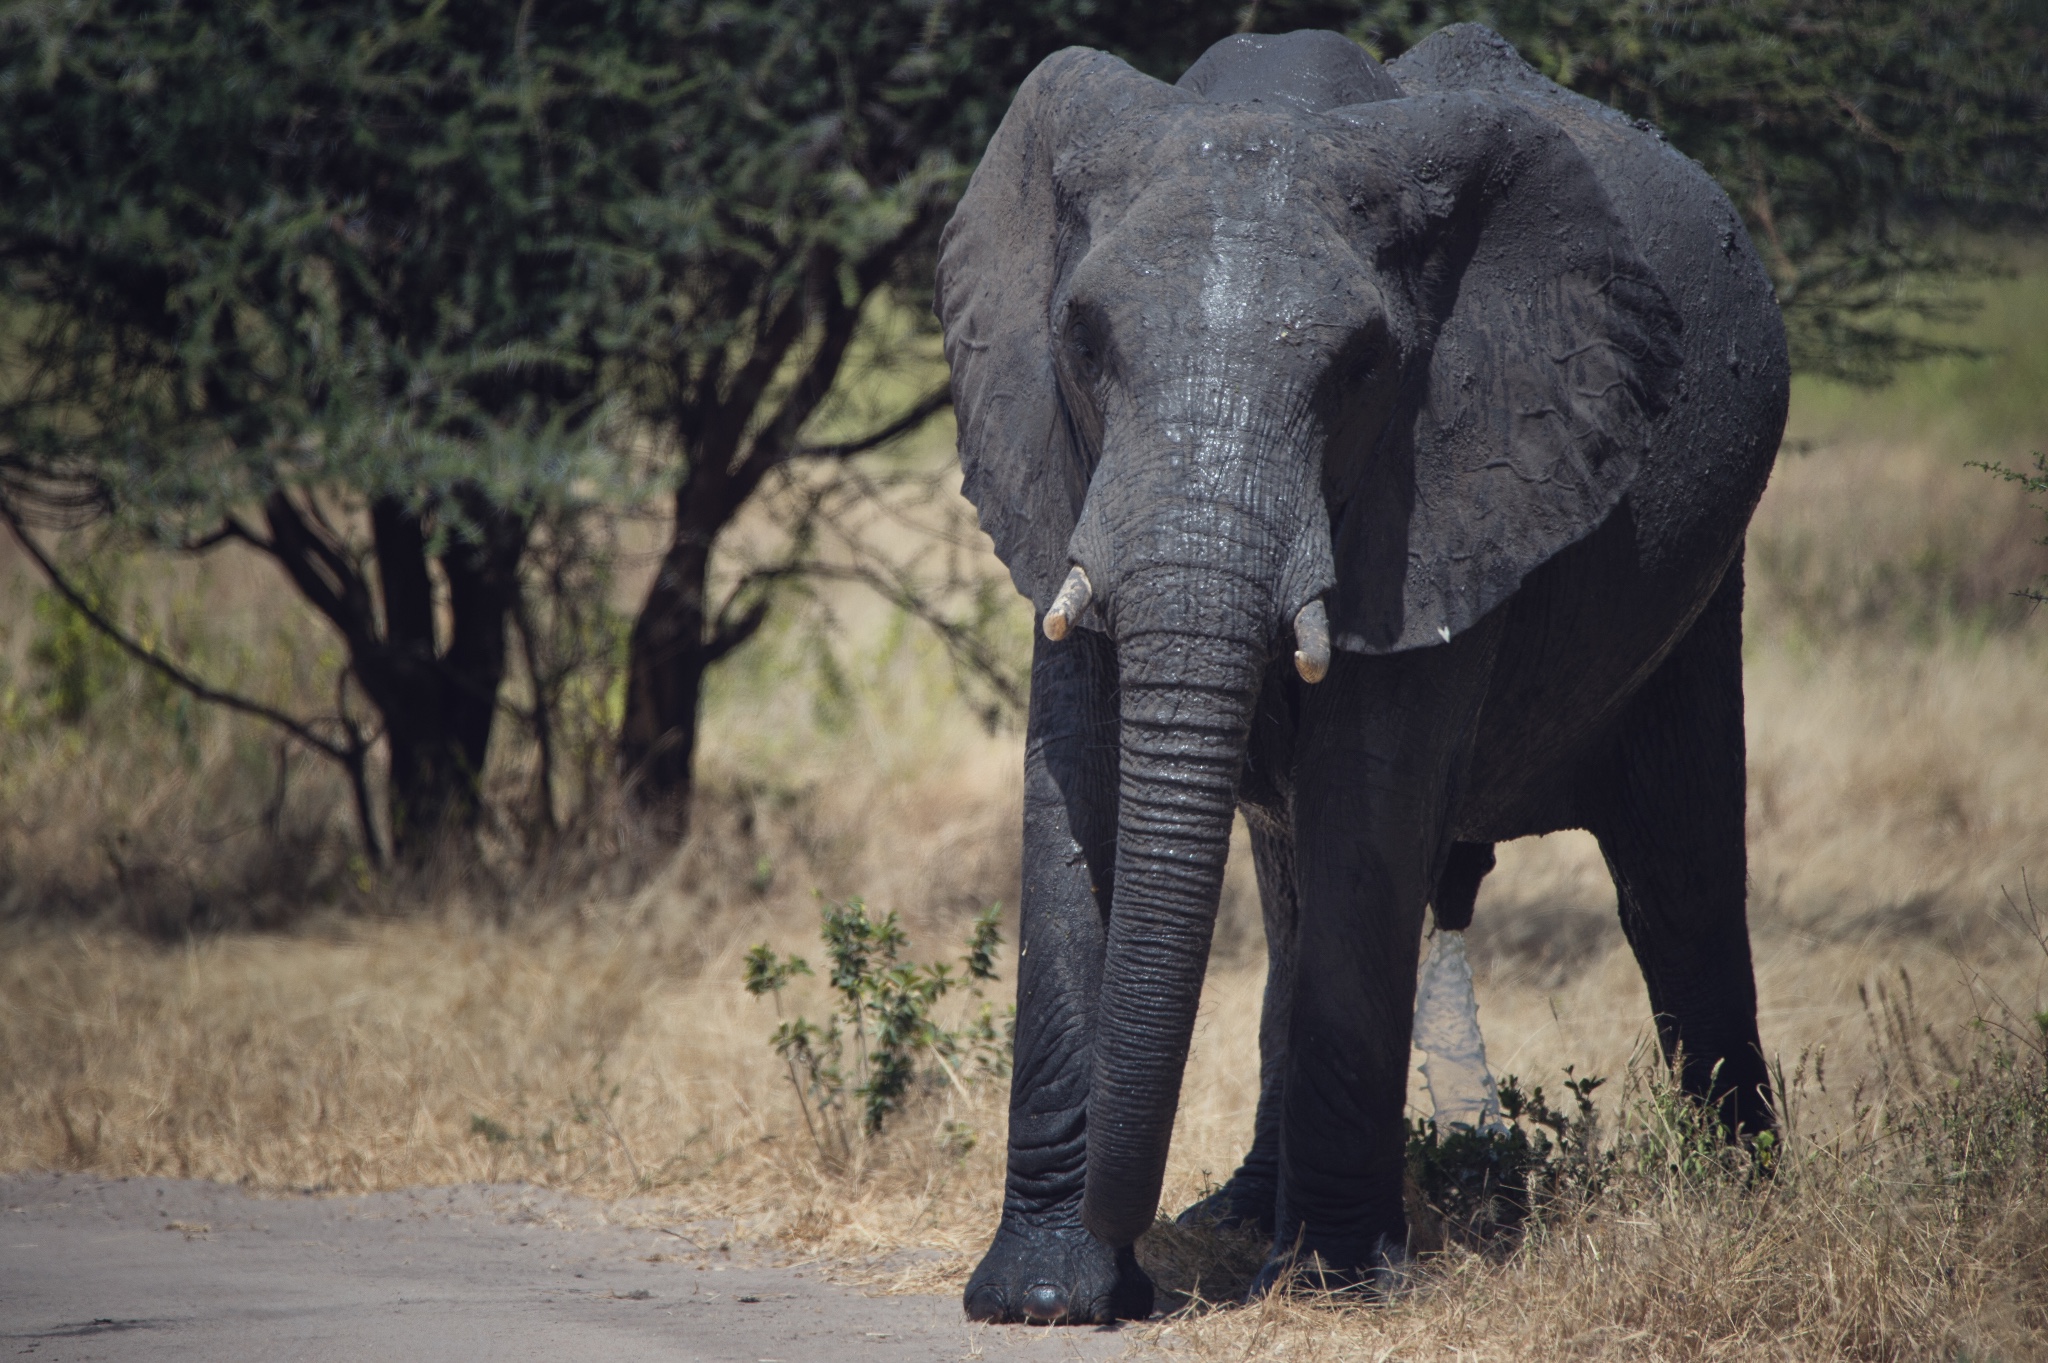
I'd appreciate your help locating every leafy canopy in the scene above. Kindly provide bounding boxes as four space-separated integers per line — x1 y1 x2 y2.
0 2 655 527
0 0 1363 522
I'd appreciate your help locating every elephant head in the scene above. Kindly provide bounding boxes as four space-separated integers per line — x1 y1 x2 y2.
936 31 1681 1247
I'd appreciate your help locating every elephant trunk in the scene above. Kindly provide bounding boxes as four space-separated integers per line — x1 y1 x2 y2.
1080 558 1269 1246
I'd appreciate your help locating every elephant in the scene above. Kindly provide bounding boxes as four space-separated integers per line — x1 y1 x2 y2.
935 24 1788 1324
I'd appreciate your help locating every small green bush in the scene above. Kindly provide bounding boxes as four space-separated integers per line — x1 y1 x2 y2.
1406 1069 1608 1249
24 567 180 729
744 898 1011 1166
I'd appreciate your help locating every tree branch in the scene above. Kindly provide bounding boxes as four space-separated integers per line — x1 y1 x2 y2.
509 586 558 837
718 205 946 517
703 595 773 667
791 385 952 462
807 558 1027 716
180 515 270 555
695 272 820 486
0 495 392 867
716 300 863 520
261 489 380 656
0 499 351 761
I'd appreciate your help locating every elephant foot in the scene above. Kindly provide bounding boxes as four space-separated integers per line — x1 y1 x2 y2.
1174 1174 1277 1235
1249 1232 1409 1303
964 1219 1154 1324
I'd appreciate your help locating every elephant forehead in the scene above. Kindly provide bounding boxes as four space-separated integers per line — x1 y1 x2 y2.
1090 123 1362 280
1076 191 1381 348
1064 104 1355 222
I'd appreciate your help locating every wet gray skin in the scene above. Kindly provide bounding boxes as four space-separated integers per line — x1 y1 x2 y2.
937 26 1787 1323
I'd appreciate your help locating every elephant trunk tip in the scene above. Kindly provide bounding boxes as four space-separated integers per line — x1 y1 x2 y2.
1043 564 1093 642
1081 1185 1155 1250
1294 598 1330 683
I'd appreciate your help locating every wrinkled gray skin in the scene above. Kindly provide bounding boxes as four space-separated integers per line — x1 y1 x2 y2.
937 26 1787 1324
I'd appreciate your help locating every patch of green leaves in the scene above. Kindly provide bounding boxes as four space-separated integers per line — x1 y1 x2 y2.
745 898 1010 1167
1406 1068 1608 1248
1354 0 2048 384
23 561 183 731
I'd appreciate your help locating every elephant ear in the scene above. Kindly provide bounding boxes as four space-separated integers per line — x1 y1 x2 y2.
936 49 1181 613
1325 93 1684 653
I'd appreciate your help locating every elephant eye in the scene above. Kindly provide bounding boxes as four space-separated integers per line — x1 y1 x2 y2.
1065 317 1102 380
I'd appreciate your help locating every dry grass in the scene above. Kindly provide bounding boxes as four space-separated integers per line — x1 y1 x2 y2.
4 260 2048 1357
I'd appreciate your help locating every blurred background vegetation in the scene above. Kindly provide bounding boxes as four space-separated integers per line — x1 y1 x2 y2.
0 0 2040 912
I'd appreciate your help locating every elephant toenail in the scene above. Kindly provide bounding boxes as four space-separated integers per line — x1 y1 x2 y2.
1021 1283 1068 1322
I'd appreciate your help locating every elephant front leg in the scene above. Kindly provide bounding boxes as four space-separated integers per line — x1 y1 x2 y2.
1262 639 1498 1293
965 629 1153 1325
1267 812 1430 1291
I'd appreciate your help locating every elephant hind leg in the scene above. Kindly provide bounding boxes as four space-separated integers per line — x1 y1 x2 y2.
1431 840 1495 932
1578 559 1772 1137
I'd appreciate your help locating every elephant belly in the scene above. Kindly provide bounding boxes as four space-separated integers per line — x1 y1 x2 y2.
1451 494 1745 843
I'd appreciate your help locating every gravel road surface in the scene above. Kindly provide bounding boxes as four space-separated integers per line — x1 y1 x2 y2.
0 1174 1132 1362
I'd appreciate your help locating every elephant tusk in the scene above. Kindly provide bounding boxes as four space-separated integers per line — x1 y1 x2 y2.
1293 599 1330 683
1042 565 1093 642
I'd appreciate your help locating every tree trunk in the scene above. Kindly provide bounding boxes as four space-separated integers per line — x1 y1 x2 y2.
255 487 526 866
618 516 711 843
358 494 525 864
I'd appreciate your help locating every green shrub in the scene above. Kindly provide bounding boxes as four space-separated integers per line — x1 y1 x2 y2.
1406 1069 1609 1249
744 898 1011 1166
25 565 179 729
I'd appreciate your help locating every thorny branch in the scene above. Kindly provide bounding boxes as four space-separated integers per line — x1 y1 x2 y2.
791 385 952 463
0 495 388 866
726 460 1028 722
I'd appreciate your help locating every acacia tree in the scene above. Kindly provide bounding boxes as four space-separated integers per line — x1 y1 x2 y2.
0 2 647 861
0 0 1364 854
11 0 2032 865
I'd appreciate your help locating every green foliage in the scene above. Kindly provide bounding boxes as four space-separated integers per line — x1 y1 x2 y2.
2 0 2035 867
1409 1060 1803 1251
1788 244 2048 456
29 582 130 726
23 562 181 728
1353 0 2048 383
0 0 1336 837
0 0 653 527
0 0 1313 509
1406 963 2048 1270
1406 1068 1608 1246
744 898 1010 1165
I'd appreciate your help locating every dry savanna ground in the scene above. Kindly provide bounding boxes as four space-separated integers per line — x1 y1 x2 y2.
4 249 2048 1358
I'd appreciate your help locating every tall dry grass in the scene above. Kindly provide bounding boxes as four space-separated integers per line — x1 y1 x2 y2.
4 252 2048 1357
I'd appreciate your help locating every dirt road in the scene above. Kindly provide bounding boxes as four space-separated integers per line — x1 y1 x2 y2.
0 1175 1132 1362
